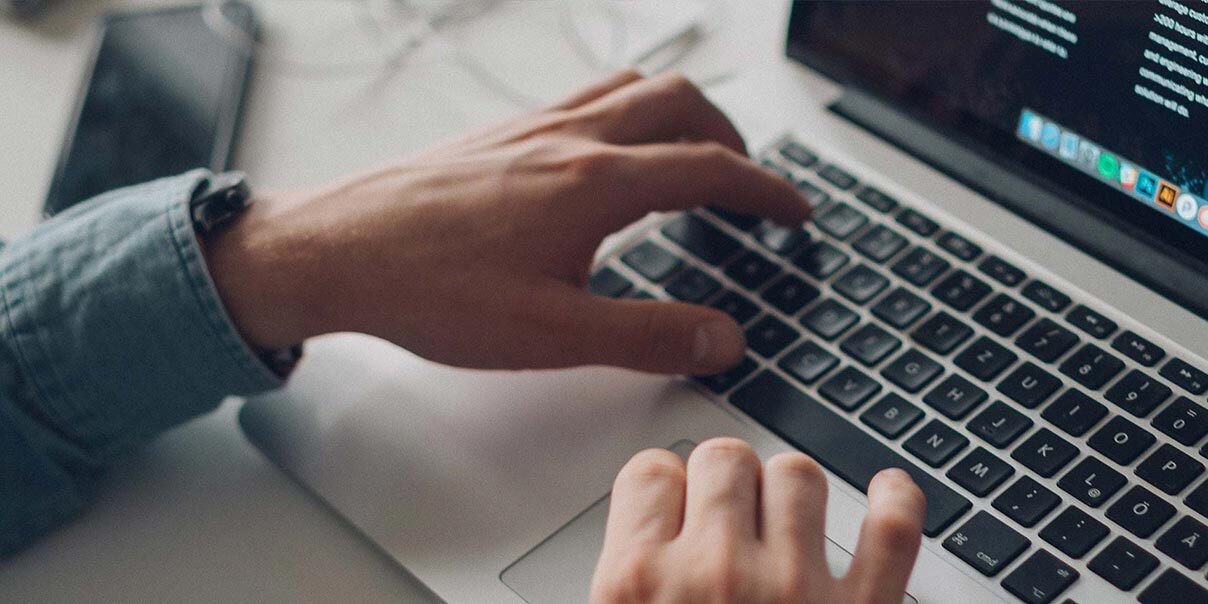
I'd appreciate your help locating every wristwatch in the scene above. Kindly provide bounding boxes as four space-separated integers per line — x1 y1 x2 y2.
190 172 303 377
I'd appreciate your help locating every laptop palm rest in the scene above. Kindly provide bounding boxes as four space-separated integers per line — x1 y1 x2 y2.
500 441 917 604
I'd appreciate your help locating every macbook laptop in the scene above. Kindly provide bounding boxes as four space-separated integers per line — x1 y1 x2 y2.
240 2 1208 602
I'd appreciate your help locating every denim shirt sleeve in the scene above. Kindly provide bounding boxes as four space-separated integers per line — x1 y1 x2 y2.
0 171 285 557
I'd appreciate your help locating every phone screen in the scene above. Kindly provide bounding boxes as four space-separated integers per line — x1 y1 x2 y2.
43 3 255 216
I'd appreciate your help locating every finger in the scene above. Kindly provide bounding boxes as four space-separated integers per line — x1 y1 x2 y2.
605 448 688 548
681 438 761 542
599 142 811 230
842 469 925 604
573 71 747 154
546 69 645 111
761 453 829 578
538 288 746 375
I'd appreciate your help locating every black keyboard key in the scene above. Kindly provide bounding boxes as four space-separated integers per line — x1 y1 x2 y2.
955 337 1018 381
1112 330 1165 367
936 231 982 262
664 267 720 303
1161 357 1208 395
871 287 931 329
979 255 1027 287
761 158 793 180
795 180 831 209
793 241 849 280
1153 396 1208 446
817 164 857 190
860 393 924 438
1016 318 1080 364
997 362 1062 409
947 447 1014 496
761 274 819 315
969 401 1033 448
904 419 968 467
854 186 898 213
852 224 908 263
1137 444 1204 495
1021 280 1072 313
709 290 759 325
694 356 757 394
1013 428 1079 477
973 293 1036 337
994 477 1060 527
1088 416 1156 465
1059 344 1125 390
818 366 881 411
815 205 868 243
1087 536 1157 590
1138 568 1208 603
1001 550 1079 604
801 298 858 340
661 214 742 265
777 140 817 169
778 341 838 386
707 206 759 231
1106 370 1172 417
746 315 799 358
588 267 632 297
1042 389 1108 437
943 511 1030 577
730 372 971 537
1058 457 1126 507
629 290 655 300
725 251 779 290
754 222 809 256
923 374 987 419
912 312 973 355
1067 304 1117 339
1184 480 1208 518
1040 506 1109 558
896 208 939 237
621 240 681 281
932 270 992 311
881 349 943 393
840 323 901 366
1106 485 1175 538
891 246 950 287
1156 516 1208 570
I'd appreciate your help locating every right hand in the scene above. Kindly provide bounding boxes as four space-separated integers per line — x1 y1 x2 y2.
590 438 926 603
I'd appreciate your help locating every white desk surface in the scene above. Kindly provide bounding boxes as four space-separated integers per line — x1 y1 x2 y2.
0 2 785 601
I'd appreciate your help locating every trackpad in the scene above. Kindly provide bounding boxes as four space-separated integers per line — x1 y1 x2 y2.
500 442 916 604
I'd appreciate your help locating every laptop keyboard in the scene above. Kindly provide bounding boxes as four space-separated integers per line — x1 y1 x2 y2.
589 136 1208 603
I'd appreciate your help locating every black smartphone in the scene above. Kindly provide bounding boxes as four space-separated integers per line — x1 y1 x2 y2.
43 2 256 216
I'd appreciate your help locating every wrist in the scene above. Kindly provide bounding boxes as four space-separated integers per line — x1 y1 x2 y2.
201 189 323 351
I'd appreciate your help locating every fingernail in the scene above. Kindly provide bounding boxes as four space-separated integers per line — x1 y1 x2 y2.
880 468 912 483
693 320 744 368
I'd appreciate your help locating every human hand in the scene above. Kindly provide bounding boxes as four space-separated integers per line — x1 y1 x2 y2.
204 70 810 375
590 439 925 604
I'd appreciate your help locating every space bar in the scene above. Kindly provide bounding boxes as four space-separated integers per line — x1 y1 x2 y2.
730 371 970 537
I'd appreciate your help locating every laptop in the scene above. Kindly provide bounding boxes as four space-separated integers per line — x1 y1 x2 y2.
239 2 1208 602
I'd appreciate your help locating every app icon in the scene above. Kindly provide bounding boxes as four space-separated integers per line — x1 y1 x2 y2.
1136 170 1159 198
1199 205 1208 229
1097 153 1120 181
1119 163 1138 190
1176 193 1198 220
1041 122 1061 150
1059 132 1079 159
1156 181 1179 210
1019 110 1043 142
1077 140 1100 169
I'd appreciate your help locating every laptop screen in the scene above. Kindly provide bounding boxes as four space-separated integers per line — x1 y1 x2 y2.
786 0 1208 267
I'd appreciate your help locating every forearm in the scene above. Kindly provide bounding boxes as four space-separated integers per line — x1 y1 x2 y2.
0 172 283 557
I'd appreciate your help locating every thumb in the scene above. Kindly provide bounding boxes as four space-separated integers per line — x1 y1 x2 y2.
549 291 747 375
